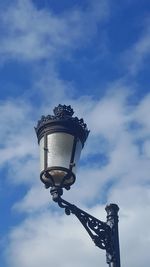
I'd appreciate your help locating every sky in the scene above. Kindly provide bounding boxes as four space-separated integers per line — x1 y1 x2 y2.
0 0 150 266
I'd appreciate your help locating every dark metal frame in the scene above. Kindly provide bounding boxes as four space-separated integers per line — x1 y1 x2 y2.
50 187 121 267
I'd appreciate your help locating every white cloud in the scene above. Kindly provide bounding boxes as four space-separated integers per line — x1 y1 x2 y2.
5 207 107 267
132 94 150 134
0 99 38 186
0 0 109 62
13 184 50 213
123 20 150 75
32 63 76 106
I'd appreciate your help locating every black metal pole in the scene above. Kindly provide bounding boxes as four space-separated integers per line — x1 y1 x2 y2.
105 204 121 267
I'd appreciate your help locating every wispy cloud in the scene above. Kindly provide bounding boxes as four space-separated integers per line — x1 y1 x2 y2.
0 0 109 62
123 19 150 76
4 207 106 267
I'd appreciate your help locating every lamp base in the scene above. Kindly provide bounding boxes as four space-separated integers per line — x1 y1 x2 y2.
40 167 75 189
50 186 63 202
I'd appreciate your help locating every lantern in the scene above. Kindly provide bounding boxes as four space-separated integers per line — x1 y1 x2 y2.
35 104 89 191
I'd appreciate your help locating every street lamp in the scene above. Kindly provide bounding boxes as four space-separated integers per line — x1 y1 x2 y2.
35 104 121 267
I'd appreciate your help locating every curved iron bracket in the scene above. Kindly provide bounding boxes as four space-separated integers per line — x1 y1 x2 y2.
50 187 120 267
57 198 111 251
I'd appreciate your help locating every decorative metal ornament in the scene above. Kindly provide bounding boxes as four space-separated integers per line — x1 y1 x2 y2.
57 197 111 251
35 104 89 145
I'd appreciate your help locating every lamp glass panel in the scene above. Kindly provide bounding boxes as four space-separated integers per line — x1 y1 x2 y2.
46 132 74 186
39 137 44 171
47 132 74 168
71 139 82 174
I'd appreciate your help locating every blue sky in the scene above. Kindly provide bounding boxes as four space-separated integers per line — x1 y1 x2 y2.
0 1 150 266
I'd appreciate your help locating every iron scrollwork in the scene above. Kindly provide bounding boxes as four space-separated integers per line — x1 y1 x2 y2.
56 197 111 251
50 187 120 267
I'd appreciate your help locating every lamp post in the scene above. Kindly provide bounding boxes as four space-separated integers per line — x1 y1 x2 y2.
35 104 121 267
